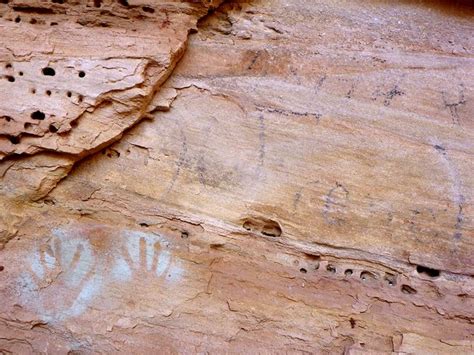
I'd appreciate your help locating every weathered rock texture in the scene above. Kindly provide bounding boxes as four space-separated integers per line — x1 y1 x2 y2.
1 0 473 353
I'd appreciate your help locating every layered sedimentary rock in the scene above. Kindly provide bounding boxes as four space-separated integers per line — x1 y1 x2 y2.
0 0 473 353
0 0 222 238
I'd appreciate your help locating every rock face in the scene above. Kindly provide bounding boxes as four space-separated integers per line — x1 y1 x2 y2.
0 0 473 353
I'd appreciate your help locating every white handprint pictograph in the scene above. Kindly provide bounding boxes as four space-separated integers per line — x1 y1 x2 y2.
112 230 179 283
18 226 184 322
20 228 101 322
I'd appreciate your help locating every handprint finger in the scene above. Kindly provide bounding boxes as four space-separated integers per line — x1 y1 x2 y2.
139 237 147 271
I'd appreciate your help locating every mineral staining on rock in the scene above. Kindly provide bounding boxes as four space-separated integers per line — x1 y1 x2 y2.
0 0 473 353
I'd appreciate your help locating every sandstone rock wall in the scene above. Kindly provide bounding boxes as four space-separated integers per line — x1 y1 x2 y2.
0 0 473 353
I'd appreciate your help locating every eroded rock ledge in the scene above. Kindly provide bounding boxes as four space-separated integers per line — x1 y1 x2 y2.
0 0 222 203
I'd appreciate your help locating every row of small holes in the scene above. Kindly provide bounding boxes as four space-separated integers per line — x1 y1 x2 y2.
299 263 417 295
42 67 86 78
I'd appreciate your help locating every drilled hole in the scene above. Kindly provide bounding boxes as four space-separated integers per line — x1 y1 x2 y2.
416 265 440 278
31 111 45 120
0 266 4 271
78 71 86 78
326 264 336 273
5 63 12 69
46 90 52 96
24 122 32 129
14 16 21 23
139 222 149 228
6 75 15 82
344 269 353 276
42 67 56 76
78 95 84 103
30 88 36 94
299 268 307 274
19 71 23 76
30 18 37 24
67 91 72 97
181 231 189 239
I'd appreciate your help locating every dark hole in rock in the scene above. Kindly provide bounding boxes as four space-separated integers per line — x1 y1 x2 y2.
46 90 52 96
19 71 23 76
15 16 21 23
5 63 12 69
142 6 155 13
67 91 72 97
6 75 15 82
49 124 58 133
349 318 356 328
50 22 58 26
94 0 102 7
9 135 20 144
384 273 397 286
2 116 12 122
416 265 440 278
261 221 282 237
30 18 37 24
118 0 129 7
401 284 417 295
344 269 353 276
78 70 86 78
360 271 377 281
326 264 336 273
51 0 65 3
44 199 55 206
31 110 45 120
139 222 149 228
299 268 307 274
24 122 32 129
242 221 252 231
0 266 4 271
303 253 320 269
210 243 225 250
42 67 56 76
31 88 36 94
181 231 189 239
106 149 120 158
71 120 78 128
78 95 84 103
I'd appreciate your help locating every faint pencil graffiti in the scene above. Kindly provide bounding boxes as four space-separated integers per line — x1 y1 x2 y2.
441 83 466 125
322 182 349 226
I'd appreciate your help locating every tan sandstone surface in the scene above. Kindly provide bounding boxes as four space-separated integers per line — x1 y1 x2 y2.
0 0 473 353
